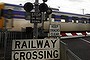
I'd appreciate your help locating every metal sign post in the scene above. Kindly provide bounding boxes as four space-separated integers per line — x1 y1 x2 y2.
41 12 45 34
33 0 39 39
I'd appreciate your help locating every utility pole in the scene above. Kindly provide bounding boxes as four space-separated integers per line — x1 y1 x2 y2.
82 9 85 14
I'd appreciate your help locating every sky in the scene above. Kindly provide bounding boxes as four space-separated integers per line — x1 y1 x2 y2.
0 0 90 14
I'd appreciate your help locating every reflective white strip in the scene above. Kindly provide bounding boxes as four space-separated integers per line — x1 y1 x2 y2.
76 33 82 35
60 34 62 36
66 33 72 36
86 32 90 35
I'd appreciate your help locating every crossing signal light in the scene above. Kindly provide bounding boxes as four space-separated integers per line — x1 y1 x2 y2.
23 2 33 12
43 0 48 2
39 3 48 12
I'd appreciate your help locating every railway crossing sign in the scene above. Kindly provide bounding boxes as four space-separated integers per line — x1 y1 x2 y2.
12 38 60 60
49 24 60 37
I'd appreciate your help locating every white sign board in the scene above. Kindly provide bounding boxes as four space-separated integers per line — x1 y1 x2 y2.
12 38 60 60
49 24 60 37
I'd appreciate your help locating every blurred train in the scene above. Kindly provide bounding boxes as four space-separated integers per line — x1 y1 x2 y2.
44 10 90 33
0 3 90 34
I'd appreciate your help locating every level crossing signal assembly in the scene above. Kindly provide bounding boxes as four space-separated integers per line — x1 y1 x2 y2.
23 2 33 12
23 0 52 23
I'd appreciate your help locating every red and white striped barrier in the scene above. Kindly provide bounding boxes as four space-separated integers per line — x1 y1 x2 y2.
60 32 90 39
86 32 90 36
48 32 90 39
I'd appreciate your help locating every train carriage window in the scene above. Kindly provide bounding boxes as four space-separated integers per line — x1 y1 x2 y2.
86 20 89 23
52 14 55 18
72 17 79 23
47 18 54 22
61 19 65 22
54 15 61 22
88 19 90 23
81 18 87 23
51 18 55 22
84 21 86 23
78 18 84 23
86 19 90 23
87 19 90 23
61 15 68 22
72 20 74 23
76 20 78 23
68 17 72 22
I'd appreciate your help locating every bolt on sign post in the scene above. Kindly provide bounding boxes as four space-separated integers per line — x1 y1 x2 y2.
12 38 60 60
